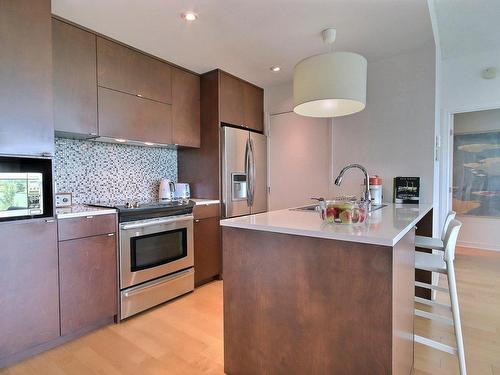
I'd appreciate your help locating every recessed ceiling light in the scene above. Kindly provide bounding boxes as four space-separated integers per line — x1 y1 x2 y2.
181 12 198 21
270 66 281 72
115 138 127 143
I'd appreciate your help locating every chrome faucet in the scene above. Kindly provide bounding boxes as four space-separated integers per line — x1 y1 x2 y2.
334 164 372 209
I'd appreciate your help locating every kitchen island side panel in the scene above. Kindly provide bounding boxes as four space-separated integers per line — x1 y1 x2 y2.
392 228 416 375
223 227 400 375
415 209 433 299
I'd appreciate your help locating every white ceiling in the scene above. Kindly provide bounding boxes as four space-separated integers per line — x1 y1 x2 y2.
52 0 434 88
434 0 500 59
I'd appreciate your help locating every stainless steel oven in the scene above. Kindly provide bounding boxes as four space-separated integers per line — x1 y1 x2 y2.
119 214 194 319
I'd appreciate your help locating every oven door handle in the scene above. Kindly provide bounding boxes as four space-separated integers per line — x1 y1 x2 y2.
121 215 193 230
122 268 194 298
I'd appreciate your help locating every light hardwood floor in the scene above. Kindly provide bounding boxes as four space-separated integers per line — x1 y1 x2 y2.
1 282 224 375
414 247 500 375
1 247 499 374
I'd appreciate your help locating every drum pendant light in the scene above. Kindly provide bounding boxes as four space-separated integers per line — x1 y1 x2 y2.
293 28 367 118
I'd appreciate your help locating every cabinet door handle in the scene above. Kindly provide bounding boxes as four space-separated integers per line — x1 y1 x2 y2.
45 219 55 223
85 215 94 219
107 233 115 236
195 219 200 223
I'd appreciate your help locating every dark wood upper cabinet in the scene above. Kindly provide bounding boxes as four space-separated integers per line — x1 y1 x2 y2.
50 19 199 145
0 219 59 360
97 37 172 104
52 19 98 137
59 233 117 336
219 71 264 132
243 83 264 132
0 0 54 156
219 71 245 127
178 69 265 201
178 70 221 200
98 87 172 144
172 68 200 147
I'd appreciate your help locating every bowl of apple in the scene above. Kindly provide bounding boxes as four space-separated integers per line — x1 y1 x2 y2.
319 199 368 225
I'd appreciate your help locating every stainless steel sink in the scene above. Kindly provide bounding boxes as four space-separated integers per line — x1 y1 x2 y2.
370 204 388 212
290 205 320 212
291 203 387 213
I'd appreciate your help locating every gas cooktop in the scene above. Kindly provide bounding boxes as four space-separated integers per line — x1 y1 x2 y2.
88 199 195 222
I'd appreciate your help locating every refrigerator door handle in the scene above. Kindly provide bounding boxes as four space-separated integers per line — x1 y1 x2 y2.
249 138 256 207
245 138 252 207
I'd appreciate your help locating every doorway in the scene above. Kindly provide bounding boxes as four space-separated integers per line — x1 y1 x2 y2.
450 108 500 251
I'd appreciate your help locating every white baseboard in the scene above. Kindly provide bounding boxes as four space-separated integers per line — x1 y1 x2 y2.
457 240 500 252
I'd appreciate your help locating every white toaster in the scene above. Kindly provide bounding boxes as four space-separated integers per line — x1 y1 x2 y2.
173 183 191 199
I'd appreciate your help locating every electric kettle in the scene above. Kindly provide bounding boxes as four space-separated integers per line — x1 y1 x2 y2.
159 178 176 201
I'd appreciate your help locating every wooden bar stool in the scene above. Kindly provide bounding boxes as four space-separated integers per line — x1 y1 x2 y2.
415 211 456 250
414 219 466 375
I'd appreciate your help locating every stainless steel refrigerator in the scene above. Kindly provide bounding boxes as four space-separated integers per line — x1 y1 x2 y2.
221 126 267 218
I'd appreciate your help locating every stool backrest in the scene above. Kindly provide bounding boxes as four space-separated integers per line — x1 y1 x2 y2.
441 211 457 241
443 219 462 263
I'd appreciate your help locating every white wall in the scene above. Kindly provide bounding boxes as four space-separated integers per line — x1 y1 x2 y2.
332 45 436 204
440 50 500 251
268 113 331 210
443 51 500 112
266 45 436 209
266 82 332 209
454 107 500 133
267 82 294 115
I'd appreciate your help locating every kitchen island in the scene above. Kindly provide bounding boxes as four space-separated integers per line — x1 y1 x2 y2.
220 203 432 375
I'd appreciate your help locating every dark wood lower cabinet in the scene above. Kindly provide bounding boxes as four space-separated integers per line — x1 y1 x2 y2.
194 216 222 286
58 213 117 241
59 233 117 336
0 220 59 361
0 214 118 368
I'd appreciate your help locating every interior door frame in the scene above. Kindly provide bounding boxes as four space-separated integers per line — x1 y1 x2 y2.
440 102 500 229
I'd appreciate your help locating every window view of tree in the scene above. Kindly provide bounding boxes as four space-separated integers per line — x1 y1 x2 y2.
0 180 28 211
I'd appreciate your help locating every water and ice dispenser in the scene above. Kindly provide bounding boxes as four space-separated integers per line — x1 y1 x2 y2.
231 173 247 201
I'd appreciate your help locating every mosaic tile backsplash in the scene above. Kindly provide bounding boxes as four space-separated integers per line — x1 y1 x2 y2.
54 138 177 204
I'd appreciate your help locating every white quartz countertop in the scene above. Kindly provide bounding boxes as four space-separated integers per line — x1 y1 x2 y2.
191 198 220 206
220 203 432 246
56 205 117 220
